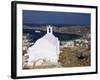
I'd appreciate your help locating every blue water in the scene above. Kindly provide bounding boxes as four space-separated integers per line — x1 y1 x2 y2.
23 29 81 42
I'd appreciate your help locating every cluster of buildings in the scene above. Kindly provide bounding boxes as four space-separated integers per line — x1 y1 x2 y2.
22 33 34 54
60 38 90 49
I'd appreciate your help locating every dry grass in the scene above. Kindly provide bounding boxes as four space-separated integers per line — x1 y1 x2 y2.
58 47 90 67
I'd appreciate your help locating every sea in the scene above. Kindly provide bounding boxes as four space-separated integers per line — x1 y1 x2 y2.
23 29 81 42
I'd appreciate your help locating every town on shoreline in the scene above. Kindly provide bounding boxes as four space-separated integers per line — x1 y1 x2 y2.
22 25 91 69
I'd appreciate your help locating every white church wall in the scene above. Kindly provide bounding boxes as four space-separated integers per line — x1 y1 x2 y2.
27 26 60 67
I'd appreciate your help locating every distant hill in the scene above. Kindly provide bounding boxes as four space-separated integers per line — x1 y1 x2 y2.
24 24 90 27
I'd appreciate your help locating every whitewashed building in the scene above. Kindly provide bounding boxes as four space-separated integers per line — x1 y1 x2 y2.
64 41 74 48
27 25 60 66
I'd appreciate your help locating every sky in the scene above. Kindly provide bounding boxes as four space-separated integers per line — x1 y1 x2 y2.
23 10 90 26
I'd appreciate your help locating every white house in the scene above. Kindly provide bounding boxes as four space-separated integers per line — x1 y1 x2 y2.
27 25 60 67
64 41 74 48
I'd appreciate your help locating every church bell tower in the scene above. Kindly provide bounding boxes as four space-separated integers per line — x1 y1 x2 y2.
47 25 53 34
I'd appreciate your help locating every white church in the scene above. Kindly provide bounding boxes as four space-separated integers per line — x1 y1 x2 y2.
27 25 60 67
